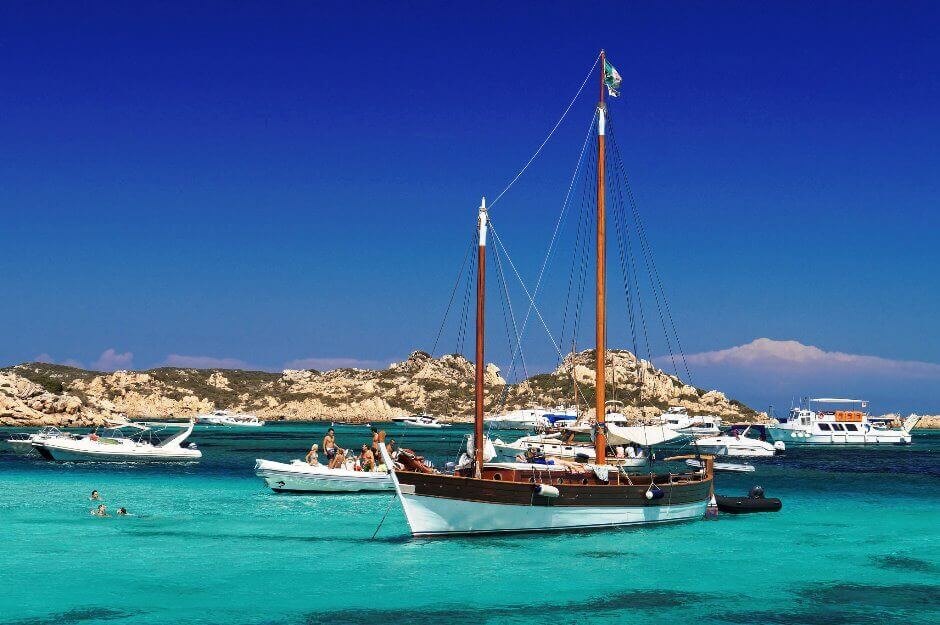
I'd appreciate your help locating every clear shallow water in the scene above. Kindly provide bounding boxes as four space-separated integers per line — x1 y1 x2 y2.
1 423 937 625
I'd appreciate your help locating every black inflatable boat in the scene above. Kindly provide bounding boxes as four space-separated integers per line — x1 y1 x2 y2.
715 486 782 514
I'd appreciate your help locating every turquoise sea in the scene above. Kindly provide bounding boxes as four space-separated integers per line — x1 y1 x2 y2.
1 423 937 625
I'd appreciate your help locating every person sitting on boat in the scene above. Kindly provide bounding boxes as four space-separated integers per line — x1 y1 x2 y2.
386 436 396 458
519 448 553 465
332 447 347 470
324 428 339 468
305 443 320 466
358 444 376 472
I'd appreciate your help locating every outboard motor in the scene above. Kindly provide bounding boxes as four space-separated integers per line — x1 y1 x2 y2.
749 485 765 499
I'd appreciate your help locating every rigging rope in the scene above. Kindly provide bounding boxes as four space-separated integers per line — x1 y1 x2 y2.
430 231 476 357
497 112 598 391
608 122 694 386
488 54 600 211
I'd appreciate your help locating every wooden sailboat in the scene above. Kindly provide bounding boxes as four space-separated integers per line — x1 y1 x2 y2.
380 51 713 537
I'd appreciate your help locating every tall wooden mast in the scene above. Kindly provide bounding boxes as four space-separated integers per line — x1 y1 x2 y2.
474 196 487 478
594 50 608 465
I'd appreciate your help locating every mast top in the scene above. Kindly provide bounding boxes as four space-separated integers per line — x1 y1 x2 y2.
478 196 487 246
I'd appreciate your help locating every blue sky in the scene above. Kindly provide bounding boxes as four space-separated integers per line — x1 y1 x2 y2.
1 2 938 413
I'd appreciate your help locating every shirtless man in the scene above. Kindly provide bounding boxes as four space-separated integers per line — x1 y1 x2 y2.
323 428 339 468
358 444 376 472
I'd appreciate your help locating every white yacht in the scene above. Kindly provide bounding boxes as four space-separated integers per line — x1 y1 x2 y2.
768 398 921 446
693 425 784 458
484 406 577 431
657 407 723 436
5 426 73 456
389 415 449 428
491 432 647 467
33 421 201 462
254 458 393 493
195 410 264 427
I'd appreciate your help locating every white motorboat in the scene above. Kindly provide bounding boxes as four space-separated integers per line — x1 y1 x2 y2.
693 425 784 458
33 421 201 462
657 407 723 436
484 406 577 431
768 398 920 446
254 458 393 493
4 426 73 456
195 409 264 427
389 415 449 428
492 433 647 467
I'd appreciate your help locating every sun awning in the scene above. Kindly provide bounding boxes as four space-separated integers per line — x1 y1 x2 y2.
606 424 682 447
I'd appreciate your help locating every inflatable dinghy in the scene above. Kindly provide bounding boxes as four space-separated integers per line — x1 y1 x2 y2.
715 486 782 514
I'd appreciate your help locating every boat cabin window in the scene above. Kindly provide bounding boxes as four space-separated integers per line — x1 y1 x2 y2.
831 423 845 431
802 417 810 425
818 423 832 431
844 424 859 431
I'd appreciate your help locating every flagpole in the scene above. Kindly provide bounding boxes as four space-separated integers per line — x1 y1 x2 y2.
594 50 608 465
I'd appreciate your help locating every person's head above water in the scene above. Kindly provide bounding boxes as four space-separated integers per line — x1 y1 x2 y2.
90 490 100 500
117 508 127 515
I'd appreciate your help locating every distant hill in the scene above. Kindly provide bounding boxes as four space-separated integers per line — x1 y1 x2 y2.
1 349 761 427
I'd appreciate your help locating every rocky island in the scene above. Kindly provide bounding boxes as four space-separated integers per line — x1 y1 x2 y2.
0 349 769 427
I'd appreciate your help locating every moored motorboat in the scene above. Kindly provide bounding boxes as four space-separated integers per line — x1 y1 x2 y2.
657 407 723 436
768 398 920 446
484 407 577 431
195 409 264 427
5 426 73 456
389 415 449 428
33 421 201 462
693 425 784 458
254 459 393 493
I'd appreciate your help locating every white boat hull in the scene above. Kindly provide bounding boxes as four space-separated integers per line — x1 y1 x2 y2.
398 492 707 536
5 439 37 456
693 443 776 458
768 428 912 446
255 460 393 493
34 441 201 462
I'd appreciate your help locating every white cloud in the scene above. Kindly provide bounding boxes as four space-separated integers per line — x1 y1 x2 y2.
91 348 134 371
163 354 251 370
682 338 940 379
284 357 385 371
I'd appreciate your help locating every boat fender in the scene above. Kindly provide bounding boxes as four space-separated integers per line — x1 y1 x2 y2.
535 484 560 498
773 441 786 452
645 484 665 500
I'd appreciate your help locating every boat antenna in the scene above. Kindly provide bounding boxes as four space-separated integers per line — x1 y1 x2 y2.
594 50 608 465
474 196 488 478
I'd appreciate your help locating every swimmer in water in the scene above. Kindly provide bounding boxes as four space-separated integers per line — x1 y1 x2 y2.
90 490 100 501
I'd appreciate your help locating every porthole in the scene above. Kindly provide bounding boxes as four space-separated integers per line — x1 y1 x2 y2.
493 473 502 481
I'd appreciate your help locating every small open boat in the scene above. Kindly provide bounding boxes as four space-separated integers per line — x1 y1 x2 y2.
715 487 782 514
254 459 393 493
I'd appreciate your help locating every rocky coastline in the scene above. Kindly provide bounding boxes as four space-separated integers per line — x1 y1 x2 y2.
1 349 769 428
